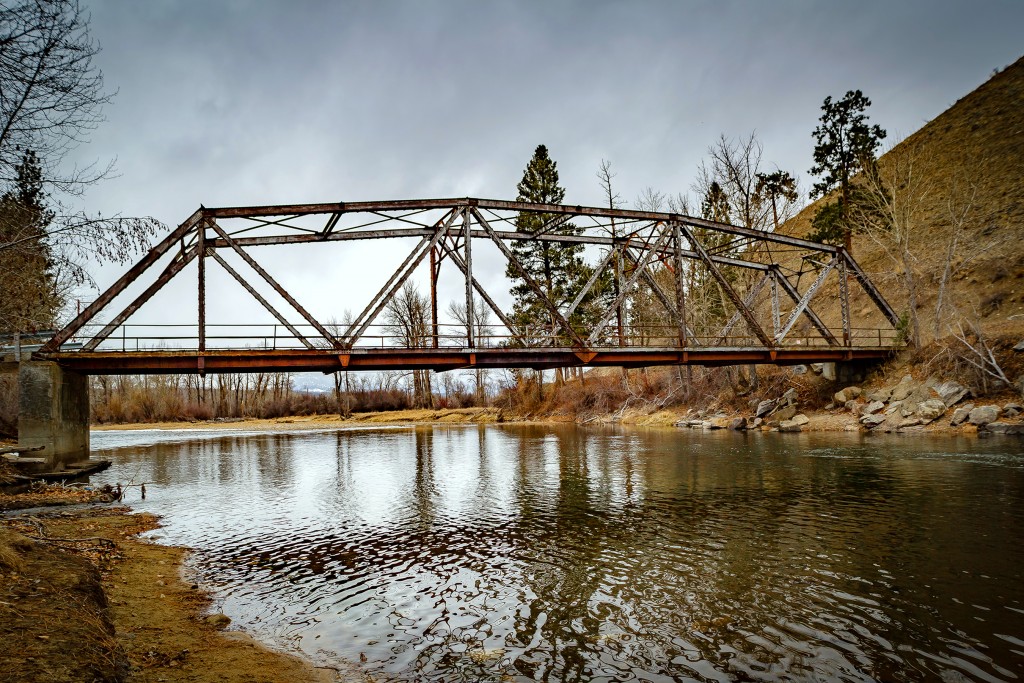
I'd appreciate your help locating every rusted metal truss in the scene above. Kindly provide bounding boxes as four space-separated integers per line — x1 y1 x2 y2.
36 197 902 374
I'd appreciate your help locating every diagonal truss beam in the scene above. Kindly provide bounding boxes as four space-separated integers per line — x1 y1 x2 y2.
435 236 517 335
564 246 617 321
715 273 770 345
621 245 699 344
679 223 773 348
208 220 340 348
343 209 458 346
471 207 586 348
774 256 838 344
40 209 204 352
82 247 199 351
770 264 838 345
208 251 316 350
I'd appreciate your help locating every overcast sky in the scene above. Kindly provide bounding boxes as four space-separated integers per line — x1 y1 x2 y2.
64 0 1024 344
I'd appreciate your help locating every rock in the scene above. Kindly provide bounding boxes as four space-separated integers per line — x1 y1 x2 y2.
890 378 918 402
845 400 861 416
810 363 824 375
792 364 808 375
884 401 902 415
950 404 974 426
985 422 1024 435
792 413 810 426
861 414 886 428
863 400 885 415
778 419 802 432
916 399 947 423
900 402 917 418
752 417 763 428
205 613 231 629
934 381 969 407
867 388 893 403
899 417 923 428
781 388 798 405
728 417 747 431
754 399 776 418
824 402 836 411
968 405 1001 426
1002 402 1022 418
833 386 862 404
1014 340 1024 352
906 385 939 406
774 405 797 421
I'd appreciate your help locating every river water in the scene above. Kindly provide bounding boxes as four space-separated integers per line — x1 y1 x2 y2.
90 425 1024 682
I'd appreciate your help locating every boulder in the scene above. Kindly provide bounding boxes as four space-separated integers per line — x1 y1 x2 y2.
774 405 797 421
792 413 810 426
890 377 918 402
781 388 798 405
205 613 231 629
985 422 1024 435
834 386 863 404
916 399 947 423
950 404 975 426
899 417 923 428
728 417 747 431
845 400 861 416
792 364 808 375
752 417 763 428
754 399 776 418
860 414 886 428
867 388 893 403
704 418 733 430
934 381 969 407
900 402 918 418
968 405 1001 426
1002 402 1022 418
778 419 802 432
810 363 824 375
863 400 885 415
1014 340 1024 352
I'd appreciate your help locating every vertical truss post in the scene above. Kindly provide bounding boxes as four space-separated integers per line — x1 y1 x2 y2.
198 221 206 353
463 207 475 348
672 223 687 348
770 271 781 337
838 249 851 346
430 246 439 348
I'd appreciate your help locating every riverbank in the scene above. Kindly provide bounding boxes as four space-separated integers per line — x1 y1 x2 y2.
0 502 350 683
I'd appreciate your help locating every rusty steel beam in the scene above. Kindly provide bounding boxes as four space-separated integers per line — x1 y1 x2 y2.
43 347 893 375
208 220 339 348
471 207 586 348
82 247 199 352
771 265 838 346
40 208 204 352
715 273 770 345
205 198 839 253
680 224 774 348
208 251 316 350
621 244 698 343
841 249 901 327
435 237 517 333
775 256 838 344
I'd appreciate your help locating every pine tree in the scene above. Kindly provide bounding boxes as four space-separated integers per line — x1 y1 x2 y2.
0 151 60 332
807 90 887 251
507 145 599 345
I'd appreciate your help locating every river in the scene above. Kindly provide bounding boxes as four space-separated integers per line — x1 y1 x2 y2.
90 425 1024 682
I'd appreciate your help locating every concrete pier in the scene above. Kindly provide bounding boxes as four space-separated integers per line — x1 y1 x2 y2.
17 361 89 471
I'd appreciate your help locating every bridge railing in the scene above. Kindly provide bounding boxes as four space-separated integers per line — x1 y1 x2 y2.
59 323 901 352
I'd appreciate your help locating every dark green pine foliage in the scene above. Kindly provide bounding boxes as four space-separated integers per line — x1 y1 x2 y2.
507 145 602 345
0 151 59 332
807 90 887 251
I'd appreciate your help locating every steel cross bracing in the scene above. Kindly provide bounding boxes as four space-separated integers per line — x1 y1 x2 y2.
35 198 902 375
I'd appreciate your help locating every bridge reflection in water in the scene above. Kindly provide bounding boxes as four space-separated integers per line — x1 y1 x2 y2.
91 425 1024 682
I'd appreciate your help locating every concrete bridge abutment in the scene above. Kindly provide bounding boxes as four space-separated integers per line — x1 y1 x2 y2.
17 361 89 472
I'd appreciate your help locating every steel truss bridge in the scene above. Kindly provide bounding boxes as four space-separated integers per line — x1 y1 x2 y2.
35 198 901 375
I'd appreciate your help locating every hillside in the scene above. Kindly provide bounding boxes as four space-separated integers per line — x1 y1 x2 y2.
780 55 1024 343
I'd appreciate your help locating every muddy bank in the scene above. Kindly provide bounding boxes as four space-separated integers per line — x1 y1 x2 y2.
0 503 349 683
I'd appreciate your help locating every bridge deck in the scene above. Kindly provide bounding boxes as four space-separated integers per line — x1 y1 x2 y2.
42 347 893 375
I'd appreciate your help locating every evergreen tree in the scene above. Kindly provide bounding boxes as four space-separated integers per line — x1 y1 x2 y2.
807 90 887 251
0 151 59 331
507 145 599 345
754 170 799 231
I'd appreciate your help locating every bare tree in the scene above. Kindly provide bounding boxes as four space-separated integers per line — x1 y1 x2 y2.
0 0 159 331
326 312 353 417
448 296 492 403
384 282 432 408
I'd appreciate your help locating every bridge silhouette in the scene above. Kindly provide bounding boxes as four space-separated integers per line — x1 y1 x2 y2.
35 197 901 374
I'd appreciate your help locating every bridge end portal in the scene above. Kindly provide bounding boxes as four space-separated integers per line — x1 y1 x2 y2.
17 361 89 472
